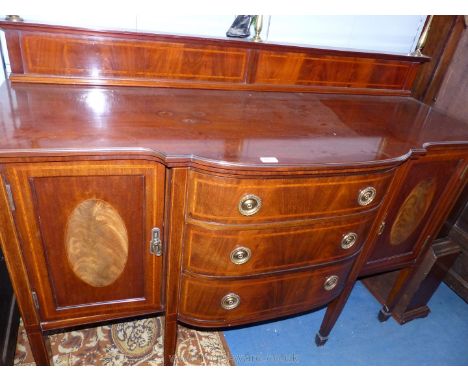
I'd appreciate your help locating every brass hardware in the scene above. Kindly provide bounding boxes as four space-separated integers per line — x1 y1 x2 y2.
341 232 358 249
5 15 24 22
221 293 240 310
238 194 262 216
4 180 15 211
31 291 39 310
230 246 252 265
412 15 434 56
252 15 264 42
150 227 162 256
378 221 386 235
323 275 339 291
358 186 376 206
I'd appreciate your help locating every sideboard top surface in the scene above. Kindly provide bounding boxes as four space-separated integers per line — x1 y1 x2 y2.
1 82 467 171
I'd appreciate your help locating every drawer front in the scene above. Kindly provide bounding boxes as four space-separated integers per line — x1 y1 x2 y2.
188 170 393 223
184 210 376 276
179 258 354 326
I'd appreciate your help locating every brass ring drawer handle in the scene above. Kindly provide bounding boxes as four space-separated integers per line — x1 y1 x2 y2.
324 275 339 291
221 293 241 310
358 186 376 206
341 232 358 249
230 246 252 265
238 194 262 216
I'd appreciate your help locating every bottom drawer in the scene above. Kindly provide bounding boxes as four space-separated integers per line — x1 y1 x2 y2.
178 257 354 327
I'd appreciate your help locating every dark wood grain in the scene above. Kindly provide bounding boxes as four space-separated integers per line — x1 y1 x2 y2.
187 170 392 223
421 16 466 105
314 162 412 343
3 30 24 74
369 152 467 321
21 32 248 82
254 50 417 90
0 21 429 62
363 239 461 324
0 21 428 95
178 257 354 327
24 328 52 366
363 152 465 273
163 168 189 366
412 16 466 105
0 23 467 367
0 173 51 364
0 83 467 174
4 160 166 324
65 199 129 288
183 210 376 277
434 24 468 123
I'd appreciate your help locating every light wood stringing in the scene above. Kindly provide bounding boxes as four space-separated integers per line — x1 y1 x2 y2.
183 210 377 277
0 22 428 94
188 170 393 223
179 257 354 327
389 178 437 246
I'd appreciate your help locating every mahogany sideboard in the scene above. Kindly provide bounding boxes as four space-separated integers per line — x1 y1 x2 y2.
0 21 467 365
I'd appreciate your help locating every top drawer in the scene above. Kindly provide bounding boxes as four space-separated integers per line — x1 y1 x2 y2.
187 170 394 223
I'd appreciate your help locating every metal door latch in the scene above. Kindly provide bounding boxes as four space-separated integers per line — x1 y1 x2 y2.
150 228 162 256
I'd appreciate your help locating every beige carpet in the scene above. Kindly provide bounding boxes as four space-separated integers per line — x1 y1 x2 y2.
14 317 233 366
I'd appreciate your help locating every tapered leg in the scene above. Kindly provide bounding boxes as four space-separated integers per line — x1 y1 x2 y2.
162 169 187 366
25 327 52 366
315 283 354 346
163 317 178 365
0 179 51 365
376 267 413 322
315 332 329 346
316 267 414 344
377 306 392 322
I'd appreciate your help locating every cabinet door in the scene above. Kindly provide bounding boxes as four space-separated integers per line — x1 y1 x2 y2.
364 153 465 273
6 160 165 325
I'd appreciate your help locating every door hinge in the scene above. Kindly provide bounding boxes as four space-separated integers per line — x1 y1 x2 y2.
31 291 40 311
150 227 162 256
3 180 15 211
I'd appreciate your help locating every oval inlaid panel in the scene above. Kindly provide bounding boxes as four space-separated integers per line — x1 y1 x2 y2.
66 199 128 287
390 178 437 246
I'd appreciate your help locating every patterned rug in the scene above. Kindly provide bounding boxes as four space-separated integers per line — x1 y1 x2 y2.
14 317 234 366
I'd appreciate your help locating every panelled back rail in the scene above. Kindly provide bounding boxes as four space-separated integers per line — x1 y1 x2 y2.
0 21 467 366
1 21 428 95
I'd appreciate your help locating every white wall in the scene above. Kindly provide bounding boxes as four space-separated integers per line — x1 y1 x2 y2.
266 16 425 54
0 14 426 74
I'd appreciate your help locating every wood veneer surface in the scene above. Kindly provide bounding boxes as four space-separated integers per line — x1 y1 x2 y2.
0 21 427 95
1 83 467 170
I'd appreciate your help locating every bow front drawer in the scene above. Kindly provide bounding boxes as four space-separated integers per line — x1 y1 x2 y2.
187 170 393 223
183 209 375 276
178 257 354 327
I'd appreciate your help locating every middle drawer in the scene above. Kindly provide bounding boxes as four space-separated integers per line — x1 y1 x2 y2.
183 209 376 276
